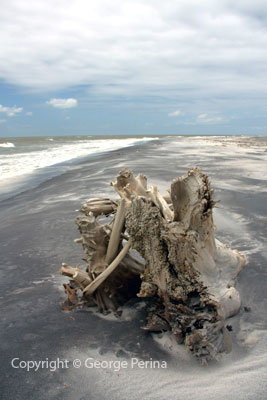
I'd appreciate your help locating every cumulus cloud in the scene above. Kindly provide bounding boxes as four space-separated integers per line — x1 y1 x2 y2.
0 104 23 117
46 98 78 109
196 113 224 123
168 110 184 117
26 111 33 116
0 119 7 123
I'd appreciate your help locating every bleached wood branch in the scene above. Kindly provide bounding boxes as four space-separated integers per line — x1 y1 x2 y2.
147 185 173 222
83 239 132 296
105 199 126 264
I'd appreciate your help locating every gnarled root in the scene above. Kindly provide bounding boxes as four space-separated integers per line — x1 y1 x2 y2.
61 168 245 363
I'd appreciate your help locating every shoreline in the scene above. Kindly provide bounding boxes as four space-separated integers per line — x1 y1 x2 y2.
0 137 161 202
1 134 266 203
1 133 267 140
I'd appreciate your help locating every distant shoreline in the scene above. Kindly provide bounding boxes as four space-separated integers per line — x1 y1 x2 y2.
1 133 267 140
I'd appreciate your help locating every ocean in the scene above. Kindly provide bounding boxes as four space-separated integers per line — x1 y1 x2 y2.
0 135 158 200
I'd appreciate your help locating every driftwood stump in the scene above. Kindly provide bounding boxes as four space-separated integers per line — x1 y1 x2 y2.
61 168 245 364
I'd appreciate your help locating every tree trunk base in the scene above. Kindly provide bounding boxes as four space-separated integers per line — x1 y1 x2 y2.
61 168 246 364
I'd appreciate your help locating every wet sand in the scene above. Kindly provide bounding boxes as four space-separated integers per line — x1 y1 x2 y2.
1 136 267 399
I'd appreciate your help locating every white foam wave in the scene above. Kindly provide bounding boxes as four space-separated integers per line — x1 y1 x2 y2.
0 142 15 148
0 137 156 182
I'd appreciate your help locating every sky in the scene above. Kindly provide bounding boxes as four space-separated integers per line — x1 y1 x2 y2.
0 0 267 137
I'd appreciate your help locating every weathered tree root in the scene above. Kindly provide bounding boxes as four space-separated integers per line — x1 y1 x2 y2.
61 168 246 364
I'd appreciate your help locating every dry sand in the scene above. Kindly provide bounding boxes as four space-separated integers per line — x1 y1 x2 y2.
0 135 266 399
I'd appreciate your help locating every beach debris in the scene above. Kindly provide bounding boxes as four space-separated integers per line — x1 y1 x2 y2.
60 168 246 364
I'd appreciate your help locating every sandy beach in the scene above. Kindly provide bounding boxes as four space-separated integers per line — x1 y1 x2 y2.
1 135 267 399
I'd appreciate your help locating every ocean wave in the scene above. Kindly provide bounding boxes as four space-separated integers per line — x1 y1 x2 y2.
0 142 15 148
0 137 156 182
